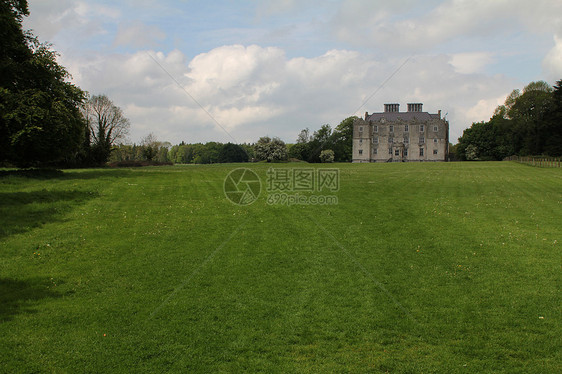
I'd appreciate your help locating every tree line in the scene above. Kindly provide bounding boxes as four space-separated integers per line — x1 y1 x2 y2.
105 116 356 165
455 80 562 160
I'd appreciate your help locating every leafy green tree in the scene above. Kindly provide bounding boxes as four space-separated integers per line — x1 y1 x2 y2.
330 116 356 162
465 144 479 160
140 133 158 161
254 136 288 162
543 79 562 156
109 144 134 162
508 81 553 155
202 142 222 163
287 142 310 160
320 149 335 163
219 142 248 163
156 142 171 163
307 124 332 162
240 143 255 160
0 0 87 167
173 144 194 163
458 80 560 159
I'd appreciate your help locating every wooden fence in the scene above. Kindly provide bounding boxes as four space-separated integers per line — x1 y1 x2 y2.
504 155 561 168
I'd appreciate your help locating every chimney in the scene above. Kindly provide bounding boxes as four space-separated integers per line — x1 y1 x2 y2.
407 103 423 112
384 103 400 113
365 112 368 120
438 110 441 118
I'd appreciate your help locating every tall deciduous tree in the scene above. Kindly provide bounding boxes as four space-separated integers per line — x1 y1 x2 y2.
331 116 356 162
0 0 87 167
82 94 130 164
219 143 249 163
543 79 562 156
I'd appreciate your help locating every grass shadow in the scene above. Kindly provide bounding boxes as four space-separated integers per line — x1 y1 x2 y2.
0 169 65 179
0 190 99 239
0 168 136 181
0 277 64 322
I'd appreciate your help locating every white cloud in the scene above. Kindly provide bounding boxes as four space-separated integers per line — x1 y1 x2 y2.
23 0 121 42
543 35 562 81
23 1 537 145
331 0 562 51
113 21 166 49
61 44 516 144
461 96 507 125
449 52 495 74
74 1 120 20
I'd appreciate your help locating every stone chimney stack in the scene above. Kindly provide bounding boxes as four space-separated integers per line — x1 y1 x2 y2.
365 112 368 120
384 103 400 113
407 103 423 112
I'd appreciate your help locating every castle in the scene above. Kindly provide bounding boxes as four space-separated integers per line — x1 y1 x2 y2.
352 103 449 162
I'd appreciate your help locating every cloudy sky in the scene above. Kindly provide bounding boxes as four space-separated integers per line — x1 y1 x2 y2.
23 0 562 144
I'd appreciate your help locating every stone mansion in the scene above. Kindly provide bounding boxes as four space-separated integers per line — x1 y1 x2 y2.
352 103 449 162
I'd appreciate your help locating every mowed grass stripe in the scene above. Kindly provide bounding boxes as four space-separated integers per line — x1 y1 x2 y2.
0 162 560 372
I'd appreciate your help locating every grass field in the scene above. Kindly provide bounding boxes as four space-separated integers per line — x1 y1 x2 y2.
0 162 560 373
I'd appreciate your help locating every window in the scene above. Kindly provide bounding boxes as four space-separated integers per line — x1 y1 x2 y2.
420 124 424 132
359 126 363 132
419 137 425 144
419 148 424 156
433 149 438 155
358 149 363 155
404 124 409 132
433 125 438 132
373 136 379 144
389 148 392 155
433 138 438 143
373 148 378 155
404 137 409 144
395 149 400 156
359 139 363 144
374 125 378 132
389 137 394 143
389 125 394 133
404 149 408 156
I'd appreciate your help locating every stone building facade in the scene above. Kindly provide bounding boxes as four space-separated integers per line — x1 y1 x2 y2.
352 103 449 162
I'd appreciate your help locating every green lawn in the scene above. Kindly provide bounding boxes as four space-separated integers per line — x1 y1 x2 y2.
0 162 560 373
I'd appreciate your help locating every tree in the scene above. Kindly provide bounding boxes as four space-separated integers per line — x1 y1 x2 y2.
307 124 332 162
296 128 310 144
82 94 130 164
0 0 87 167
331 116 356 162
508 81 553 155
254 136 288 162
287 142 310 160
140 132 158 161
543 79 562 156
156 141 171 163
457 80 560 159
320 149 335 163
219 143 248 163
465 144 479 160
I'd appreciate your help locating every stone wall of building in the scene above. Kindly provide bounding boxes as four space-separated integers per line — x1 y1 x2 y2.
352 104 449 163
